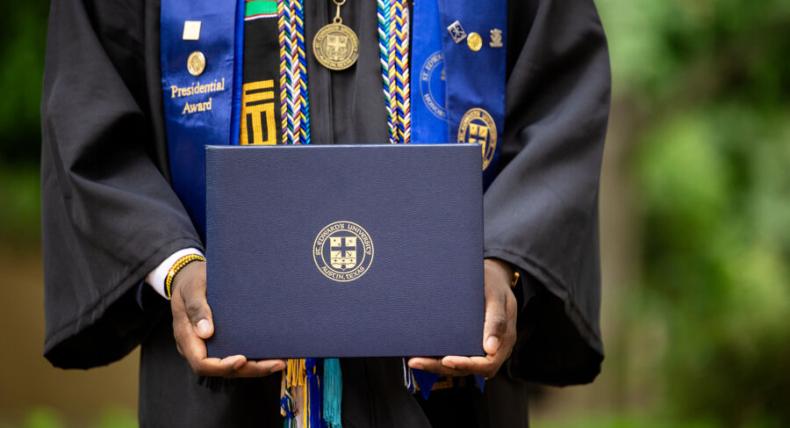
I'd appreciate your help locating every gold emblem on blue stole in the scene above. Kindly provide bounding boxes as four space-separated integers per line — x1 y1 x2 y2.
458 108 497 170
187 51 206 76
489 29 504 48
240 80 276 145
467 32 483 52
313 221 374 283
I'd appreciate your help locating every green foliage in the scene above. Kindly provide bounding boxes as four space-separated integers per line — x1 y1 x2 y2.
598 0 790 105
637 107 790 425
598 0 790 426
0 408 137 428
538 415 718 428
91 408 137 428
0 166 40 243
22 409 63 428
0 0 47 164
0 1 45 242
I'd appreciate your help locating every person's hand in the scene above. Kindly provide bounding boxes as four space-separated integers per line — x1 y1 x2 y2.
170 261 286 377
408 258 518 379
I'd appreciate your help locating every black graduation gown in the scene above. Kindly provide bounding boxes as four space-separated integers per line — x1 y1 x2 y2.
40 0 610 426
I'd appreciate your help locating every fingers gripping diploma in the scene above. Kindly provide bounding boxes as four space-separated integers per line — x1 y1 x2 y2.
170 261 286 377
408 259 518 379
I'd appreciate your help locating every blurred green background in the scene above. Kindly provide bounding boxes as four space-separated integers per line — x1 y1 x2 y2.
1 0 788 427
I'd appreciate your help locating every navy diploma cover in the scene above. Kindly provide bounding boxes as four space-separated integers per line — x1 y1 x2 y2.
206 144 485 359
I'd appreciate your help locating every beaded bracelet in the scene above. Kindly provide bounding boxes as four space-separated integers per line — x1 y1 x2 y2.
165 254 207 299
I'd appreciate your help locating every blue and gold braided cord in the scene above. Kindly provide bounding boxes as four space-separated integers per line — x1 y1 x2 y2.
278 0 293 145
289 0 301 144
289 0 302 145
387 0 399 143
378 0 410 145
293 0 310 144
394 0 410 144
377 0 396 144
278 0 311 146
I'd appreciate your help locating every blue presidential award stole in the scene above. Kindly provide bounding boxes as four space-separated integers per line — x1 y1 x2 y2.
160 0 245 238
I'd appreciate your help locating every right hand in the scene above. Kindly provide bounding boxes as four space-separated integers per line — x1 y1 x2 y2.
170 261 286 377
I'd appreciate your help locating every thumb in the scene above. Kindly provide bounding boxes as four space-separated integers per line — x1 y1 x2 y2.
177 264 214 339
483 290 507 355
185 292 213 339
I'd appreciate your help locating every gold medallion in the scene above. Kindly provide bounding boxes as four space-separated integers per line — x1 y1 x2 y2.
314 0 359 71
467 32 483 52
458 108 498 170
313 23 359 71
187 51 206 76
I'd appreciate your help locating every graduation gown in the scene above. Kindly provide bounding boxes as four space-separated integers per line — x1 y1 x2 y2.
40 0 610 426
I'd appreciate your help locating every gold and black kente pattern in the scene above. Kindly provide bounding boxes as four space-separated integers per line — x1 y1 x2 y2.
241 80 277 145
241 11 281 144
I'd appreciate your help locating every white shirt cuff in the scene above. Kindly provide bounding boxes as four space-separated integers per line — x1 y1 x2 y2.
146 248 204 299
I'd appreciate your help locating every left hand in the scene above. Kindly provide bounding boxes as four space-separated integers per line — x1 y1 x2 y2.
408 259 518 379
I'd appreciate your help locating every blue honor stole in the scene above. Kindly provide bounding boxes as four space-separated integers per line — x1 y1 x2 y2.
160 0 245 238
411 0 508 186
409 0 508 394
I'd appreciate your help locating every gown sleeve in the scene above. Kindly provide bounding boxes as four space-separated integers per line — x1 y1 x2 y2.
484 0 611 385
40 0 202 368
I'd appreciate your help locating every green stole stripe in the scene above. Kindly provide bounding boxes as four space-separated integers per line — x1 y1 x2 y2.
246 0 277 17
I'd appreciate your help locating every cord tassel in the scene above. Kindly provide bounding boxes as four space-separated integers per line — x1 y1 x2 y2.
306 358 323 428
323 358 343 428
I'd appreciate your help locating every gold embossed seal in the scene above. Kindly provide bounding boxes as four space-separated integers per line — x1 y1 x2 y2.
313 221 374 283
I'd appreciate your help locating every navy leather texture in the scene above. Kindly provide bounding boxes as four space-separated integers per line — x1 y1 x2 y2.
206 144 484 359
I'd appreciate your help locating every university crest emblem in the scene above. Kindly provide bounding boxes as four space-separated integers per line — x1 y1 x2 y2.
458 108 498 171
313 221 374 283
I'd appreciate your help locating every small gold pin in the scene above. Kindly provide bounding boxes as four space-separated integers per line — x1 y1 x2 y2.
467 32 483 52
187 51 206 76
182 21 202 41
490 29 504 48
